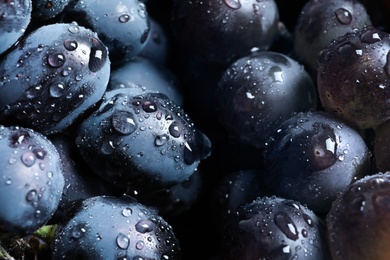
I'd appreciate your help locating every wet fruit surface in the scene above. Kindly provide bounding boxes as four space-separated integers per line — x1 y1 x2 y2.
327 172 390 260
221 196 331 259
263 111 371 213
0 23 110 135
317 26 390 129
3 0 390 259
0 125 64 239
51 195 181 259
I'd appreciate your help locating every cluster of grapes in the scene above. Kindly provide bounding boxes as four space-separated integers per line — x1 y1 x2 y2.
1 0 390 259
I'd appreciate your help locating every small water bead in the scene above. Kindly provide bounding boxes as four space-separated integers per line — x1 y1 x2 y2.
135 240 145 250
26 189 38 202
116 233 130 250
61 66 72 76
71 224 87 239
68 22 80 34
47 52 66 68
223 0 241 10
21 151 36 167
49 82 65 98
63 39 78 51
335 8 352 25
118 14 130 23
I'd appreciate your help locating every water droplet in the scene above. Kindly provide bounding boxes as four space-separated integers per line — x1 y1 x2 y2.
68 22 80 34
135 219 155 233
21 151 36 167
138 3 147 19
142 100 158 113
269 66 284 83
111 110 137 135
47 52 66 68
118 14 130 23
303 213 314 227
26 189 38 202
33 148 46 159
361 30 382 44
155 134 169 147
335 8 352 25
89 38 107 72
5 178 12 185
122 207 133 217
71 224 87 239
223 0 241 9
116 233 130 249
384 51 390 77
169 122 182 138
61 66 72 76
64 39 78 51
135 240 145 250
49 82 65 98
10 131 30 146
274 212 299 240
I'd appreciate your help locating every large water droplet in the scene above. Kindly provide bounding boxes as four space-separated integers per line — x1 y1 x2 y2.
335 8 352 25
118 14 130 23
116 233 130 250
135 219 155 233
274 212 299 240
49 82 65 98
21 151 36 167
33 148 46 159
384 51 390 78
111 110 137 135
88 38 107 72
142 100 158 113
10 131 30 146
223 0 241 9
68 22 80 34
269 66 284 83
155 134 169 147
64 39 78 51
169 122 182 138
47 52 66 68
26 189 38 202
122 207 133 217
361 30 382 44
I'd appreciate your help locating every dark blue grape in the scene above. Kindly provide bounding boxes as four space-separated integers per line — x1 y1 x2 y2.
0 22 110 135
215 51 317 150
31 0 71 21
221 196 331 259
60 0 150 66
0 0 32 56
51 195 181 259
171 0 280 65
263 111 372 213
75 88 212 194
0 125 64 239
294 0 371 77
108 56 183 106
327 172 390 260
